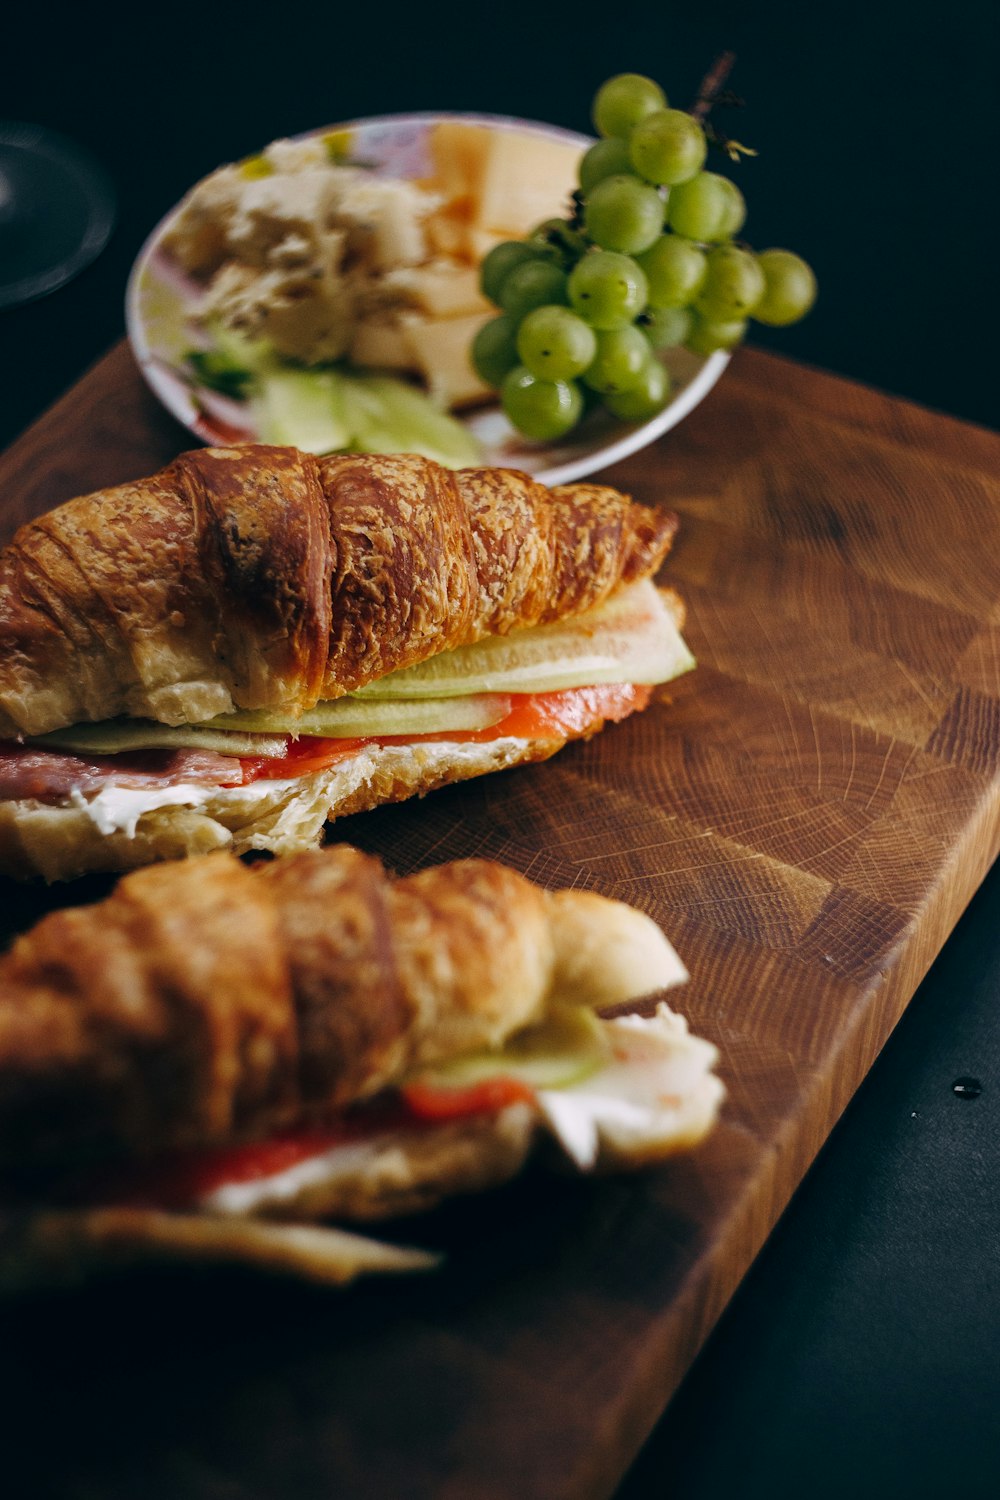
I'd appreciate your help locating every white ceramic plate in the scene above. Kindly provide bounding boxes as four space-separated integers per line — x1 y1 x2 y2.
126 112 728 485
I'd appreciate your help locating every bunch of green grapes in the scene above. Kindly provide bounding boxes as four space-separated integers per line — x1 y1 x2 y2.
472 70 817 441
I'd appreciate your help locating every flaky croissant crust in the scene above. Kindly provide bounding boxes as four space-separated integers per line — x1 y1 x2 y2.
0 447 678 738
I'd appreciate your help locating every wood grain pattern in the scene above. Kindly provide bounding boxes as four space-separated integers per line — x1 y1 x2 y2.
0 344 998 1500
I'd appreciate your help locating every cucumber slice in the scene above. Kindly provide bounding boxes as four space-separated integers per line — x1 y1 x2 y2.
355 579 695 700
32 721 289 758
413 1006 609 1093
195 323 482 466
342 371 482 469
201 692 510 739
251 366 353 454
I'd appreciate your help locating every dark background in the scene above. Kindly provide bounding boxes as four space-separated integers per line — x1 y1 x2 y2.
2 2 998 1497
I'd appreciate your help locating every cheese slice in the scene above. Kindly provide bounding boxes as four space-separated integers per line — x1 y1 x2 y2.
402 311 494 409
476 132 581 235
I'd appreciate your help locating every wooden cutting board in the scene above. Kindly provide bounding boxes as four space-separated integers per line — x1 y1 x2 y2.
1 345 998 1500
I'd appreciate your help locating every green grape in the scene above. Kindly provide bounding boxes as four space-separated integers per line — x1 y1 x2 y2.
516 305 598 381
666 173 728 242
716 177 747 239
529 218 588 265
583 174 665 255
640 305 692 350
753 249 817 325
695 245 765 320
582 326 652 394
604 358 671 421
637 234 707 308
471 314 521 387
578 137 633 194
629 109 707 187
498 259 569 320
472 69 815 440
480 240 552 305
592 73 667 139
501 366 584 440
686 312 748 355
568 251 648 330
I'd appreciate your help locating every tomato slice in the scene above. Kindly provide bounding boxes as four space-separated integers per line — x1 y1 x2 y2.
376 683 651 748
400 1076 537 1120
53 1127 350 1210
56 1076 538 1211
239 736 368 783
486 683 651 740
142 1129 356 1205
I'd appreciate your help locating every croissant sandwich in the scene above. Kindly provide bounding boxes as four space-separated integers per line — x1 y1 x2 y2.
0 446 693 882
0 845 722 1287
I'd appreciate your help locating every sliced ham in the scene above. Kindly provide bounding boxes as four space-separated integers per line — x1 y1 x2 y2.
0 746 246 802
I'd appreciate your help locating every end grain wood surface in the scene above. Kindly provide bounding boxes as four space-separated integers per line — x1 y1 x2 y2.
0 344 997 1500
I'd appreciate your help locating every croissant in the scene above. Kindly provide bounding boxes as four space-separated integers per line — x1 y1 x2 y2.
0 446 688 881
0 446 676 735
0 846 722 1287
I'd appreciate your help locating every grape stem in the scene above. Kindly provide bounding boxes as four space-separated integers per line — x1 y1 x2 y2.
690 51 737 122
690 51 758 161
705 127 758 162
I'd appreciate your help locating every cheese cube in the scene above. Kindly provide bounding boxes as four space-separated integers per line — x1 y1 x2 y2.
425 203 474 260
403 311 493 409
405 264 492 317
349 319 418 371
476 133 581 235
426 122 492 202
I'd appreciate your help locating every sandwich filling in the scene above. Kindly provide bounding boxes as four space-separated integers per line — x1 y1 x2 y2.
6 999 721 1227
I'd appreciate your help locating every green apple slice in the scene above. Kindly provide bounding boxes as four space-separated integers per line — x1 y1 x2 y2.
353 579 694 699
32 722 289 759
412 1005 609 1093
201 692 510 739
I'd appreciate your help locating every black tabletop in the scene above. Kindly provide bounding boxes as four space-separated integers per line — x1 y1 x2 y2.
2 4 998 1496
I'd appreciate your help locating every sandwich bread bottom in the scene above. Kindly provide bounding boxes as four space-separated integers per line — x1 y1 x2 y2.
0 1104 539 1288
0 734 562 883
3 1050 722 1289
